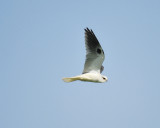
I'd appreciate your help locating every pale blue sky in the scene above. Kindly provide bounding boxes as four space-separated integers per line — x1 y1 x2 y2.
0 0 160 128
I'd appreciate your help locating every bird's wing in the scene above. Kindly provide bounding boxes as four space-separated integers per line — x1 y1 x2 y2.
82 28 105 74
100 65 104 73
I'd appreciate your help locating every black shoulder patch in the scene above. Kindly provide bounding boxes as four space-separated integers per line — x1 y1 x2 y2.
97 48 101 54
102 50 104 54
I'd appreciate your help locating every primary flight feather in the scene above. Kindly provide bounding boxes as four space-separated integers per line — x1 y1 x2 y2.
62 28 108 83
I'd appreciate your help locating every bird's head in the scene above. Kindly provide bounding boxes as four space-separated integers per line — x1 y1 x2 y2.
101 75 108 83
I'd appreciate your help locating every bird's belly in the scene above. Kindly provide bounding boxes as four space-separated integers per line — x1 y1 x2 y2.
78 73 100 83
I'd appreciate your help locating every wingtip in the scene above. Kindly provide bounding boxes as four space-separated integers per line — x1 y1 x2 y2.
84 27 94 34
84 27 90 31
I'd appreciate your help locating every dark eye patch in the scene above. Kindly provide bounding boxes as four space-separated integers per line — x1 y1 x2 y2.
97 48 101 54
102 77 106 80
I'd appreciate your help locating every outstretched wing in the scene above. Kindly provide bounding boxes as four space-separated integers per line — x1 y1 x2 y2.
82 28 105 74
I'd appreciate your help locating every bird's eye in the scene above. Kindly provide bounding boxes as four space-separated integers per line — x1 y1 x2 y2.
102 77 106 80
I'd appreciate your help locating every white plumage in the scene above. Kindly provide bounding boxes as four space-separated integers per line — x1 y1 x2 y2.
62 28 108 83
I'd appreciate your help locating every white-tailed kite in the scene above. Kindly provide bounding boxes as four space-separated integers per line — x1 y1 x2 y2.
62 28 108 83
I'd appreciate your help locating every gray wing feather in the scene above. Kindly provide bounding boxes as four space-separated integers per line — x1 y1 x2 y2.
100 65 104 73
82 28 105 74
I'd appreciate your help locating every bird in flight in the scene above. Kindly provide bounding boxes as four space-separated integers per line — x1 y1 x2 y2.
62 28 108 83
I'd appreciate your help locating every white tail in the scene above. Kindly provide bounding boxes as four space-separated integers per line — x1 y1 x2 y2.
62 77 79 82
